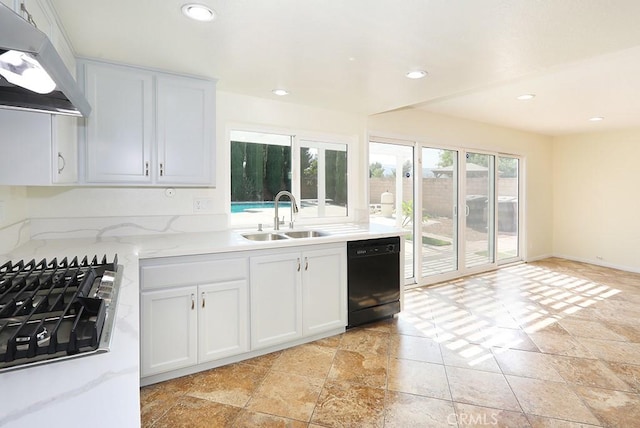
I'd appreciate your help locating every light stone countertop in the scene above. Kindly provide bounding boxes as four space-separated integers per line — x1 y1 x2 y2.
0 223 402 428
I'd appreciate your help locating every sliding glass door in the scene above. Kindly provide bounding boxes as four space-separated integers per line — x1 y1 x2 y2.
369 140 521 287
421 147 458 276
497 156 520 262
463 152 495 270
369 141 415 283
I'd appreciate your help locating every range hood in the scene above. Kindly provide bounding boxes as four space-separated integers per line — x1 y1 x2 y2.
0 3 90 117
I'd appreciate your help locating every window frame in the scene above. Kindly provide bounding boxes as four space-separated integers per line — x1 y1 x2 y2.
228 125 356 227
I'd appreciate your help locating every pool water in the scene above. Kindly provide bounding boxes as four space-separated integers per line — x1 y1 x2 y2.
231 201 291 213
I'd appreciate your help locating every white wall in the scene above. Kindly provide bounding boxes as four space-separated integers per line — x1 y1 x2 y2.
0 186 28 228
553 129 640 272
368 108 555 261
0 186 29 253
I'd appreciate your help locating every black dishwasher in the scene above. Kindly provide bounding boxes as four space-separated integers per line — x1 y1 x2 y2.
347 237 401 328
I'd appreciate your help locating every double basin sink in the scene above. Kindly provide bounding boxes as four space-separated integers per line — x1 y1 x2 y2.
242 230 327 241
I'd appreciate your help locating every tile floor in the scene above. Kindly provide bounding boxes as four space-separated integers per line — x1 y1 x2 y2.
141 258 640 427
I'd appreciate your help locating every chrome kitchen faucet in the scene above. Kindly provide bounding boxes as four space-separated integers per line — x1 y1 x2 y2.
274 190 299 230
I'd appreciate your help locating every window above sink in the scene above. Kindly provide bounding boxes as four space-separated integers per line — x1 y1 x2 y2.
229 129 353 227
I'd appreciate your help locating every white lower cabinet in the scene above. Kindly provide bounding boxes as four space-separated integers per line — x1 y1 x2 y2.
140 256 249 378
250 252 303 349
198 280 248 362
302 246 347 335
140 243 346 382
141 286 198 376
250 244 347 349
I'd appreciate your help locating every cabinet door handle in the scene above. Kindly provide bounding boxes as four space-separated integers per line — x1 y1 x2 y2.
305 257 309 271
201 292 205 308
297 258 301 272
159 163 164 176
57 152 66 174
145 162 150 176
191 293 195 310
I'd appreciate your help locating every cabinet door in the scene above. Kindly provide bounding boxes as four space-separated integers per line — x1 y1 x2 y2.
141 286 197 377
52 115 78 183
250 252 303 349
84 62 153 183
198 280 249 362
156 76 215 185
302 246 347 335
0 109 53 185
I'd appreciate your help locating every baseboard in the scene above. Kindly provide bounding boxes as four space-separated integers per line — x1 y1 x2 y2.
524 253 553 263
550 253 640 274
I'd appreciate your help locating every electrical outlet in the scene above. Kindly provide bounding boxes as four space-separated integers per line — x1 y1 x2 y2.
193 198 214 212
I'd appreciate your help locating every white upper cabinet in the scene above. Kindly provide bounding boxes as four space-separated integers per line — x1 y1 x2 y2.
0 110 77 185
82 63 153 183
79 60 216 186
156 76 214 184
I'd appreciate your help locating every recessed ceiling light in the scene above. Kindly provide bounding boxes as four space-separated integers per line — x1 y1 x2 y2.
272 89 289 96
517 94 536 101
181 4 216 22
406 70 428 79
589 116 604 122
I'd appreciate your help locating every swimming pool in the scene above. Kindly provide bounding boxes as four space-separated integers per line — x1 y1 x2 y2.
231 201 291 213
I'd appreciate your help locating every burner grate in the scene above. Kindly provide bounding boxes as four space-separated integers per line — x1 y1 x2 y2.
0 254 118 369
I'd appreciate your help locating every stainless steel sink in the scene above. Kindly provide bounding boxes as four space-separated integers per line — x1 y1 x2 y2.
283 230 326 239
241 232 289 241
240 229 328 241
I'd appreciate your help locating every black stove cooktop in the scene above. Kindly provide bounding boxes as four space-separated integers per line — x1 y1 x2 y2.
0 255 121 372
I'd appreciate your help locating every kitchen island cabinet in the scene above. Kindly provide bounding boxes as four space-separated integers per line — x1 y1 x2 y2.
79 60 215 186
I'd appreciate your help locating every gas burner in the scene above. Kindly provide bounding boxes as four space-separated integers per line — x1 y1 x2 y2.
0 254 121 372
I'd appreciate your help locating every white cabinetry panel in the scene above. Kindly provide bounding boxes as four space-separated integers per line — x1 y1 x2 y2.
141 286 198 377
156 76 214 184
80 60 215 186
302 246 347 335
250 243 346 349
140 255 249 377
250 252 303 349
198 280 249 362
0 109 77 185
84 63 153 183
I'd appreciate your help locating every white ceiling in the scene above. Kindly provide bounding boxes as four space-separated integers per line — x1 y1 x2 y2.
50 0 640 136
